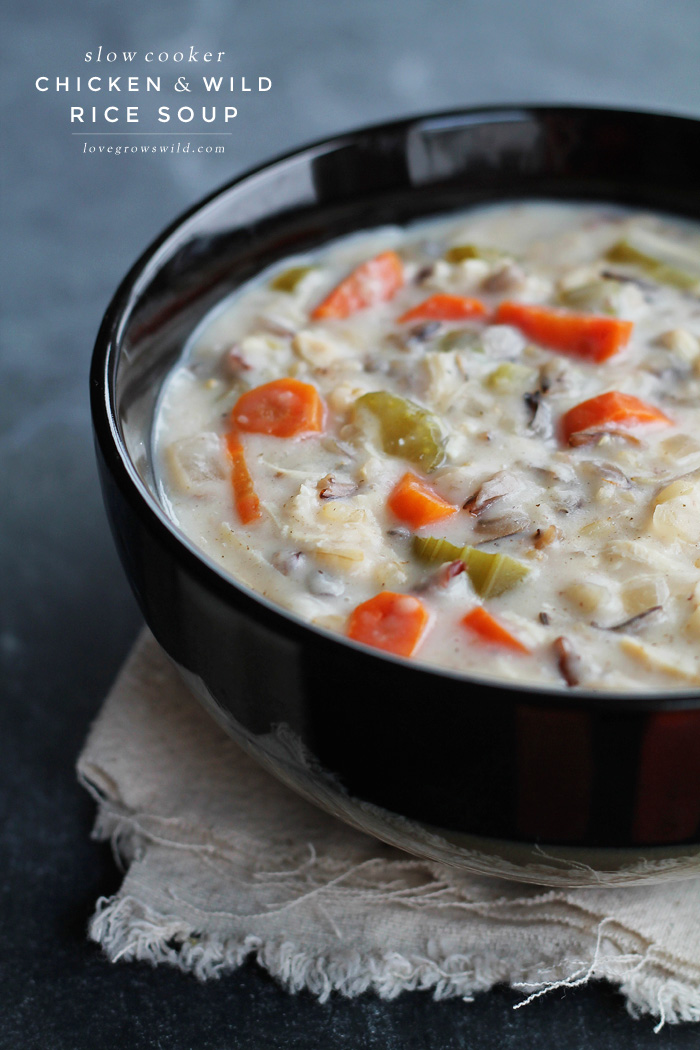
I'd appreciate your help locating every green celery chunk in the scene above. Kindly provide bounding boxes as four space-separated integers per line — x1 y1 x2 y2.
558 279 621 314
461 546 530 598
606 229 700 293
484 362 535 391
445 243 506 264
270 265 314 293
355 391 445 472
412 536 463 563
438 329 484 353
413 535 530 597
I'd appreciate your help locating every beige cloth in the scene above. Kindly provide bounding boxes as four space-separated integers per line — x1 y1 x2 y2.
78 630 700 1029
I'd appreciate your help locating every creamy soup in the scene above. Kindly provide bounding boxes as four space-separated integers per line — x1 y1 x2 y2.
154 202 700 692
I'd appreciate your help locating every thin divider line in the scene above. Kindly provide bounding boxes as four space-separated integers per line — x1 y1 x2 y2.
73 132 233 136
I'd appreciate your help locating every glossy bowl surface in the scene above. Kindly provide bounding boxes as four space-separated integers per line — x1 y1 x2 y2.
91 106 700 886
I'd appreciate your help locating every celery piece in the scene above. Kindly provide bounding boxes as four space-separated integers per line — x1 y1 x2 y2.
606 229 700 293
558 280 620 315
355 391 445 472
461 546 530 598
271 265 314 293
484 362 535 392
445 244 505 264
438 329 484 353
412 536 464 563
413 536 530 597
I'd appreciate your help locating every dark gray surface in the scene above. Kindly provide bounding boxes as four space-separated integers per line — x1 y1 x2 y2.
2 1 700 1046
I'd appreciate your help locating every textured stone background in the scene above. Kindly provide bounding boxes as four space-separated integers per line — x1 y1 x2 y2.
2 1 700 1047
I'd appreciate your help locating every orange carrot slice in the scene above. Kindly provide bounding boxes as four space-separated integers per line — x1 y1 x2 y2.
494 301 633 362
232 378 325 438
397 293 487 324
462 607 530 653
311 251 404 320
347 592 430 657
388 472 458 530
561 391 672 444
225 427 261 525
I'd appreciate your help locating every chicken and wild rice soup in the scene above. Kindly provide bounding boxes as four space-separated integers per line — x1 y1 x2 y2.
154 202 700 692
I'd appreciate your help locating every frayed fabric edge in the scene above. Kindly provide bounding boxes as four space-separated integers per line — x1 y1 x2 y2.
88 892 700 1028
84 795 700 1029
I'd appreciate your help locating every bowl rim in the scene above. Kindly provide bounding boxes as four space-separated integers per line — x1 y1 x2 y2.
90 102 700 710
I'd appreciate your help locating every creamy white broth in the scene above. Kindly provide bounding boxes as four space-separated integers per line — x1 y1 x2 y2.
154 201 700 692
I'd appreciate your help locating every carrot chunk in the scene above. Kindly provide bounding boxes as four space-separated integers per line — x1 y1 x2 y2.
232 378 325 438
225 427 261 525
347 592 430 657
462 607 530 653
561 391 672 444
494 301 633 362
311 251 404 320
397 294 487 324
388 472 458 530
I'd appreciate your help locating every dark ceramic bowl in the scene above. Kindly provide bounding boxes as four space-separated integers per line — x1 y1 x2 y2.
91 106 700 886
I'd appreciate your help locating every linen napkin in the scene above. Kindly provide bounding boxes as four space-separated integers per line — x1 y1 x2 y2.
78 630 700 1029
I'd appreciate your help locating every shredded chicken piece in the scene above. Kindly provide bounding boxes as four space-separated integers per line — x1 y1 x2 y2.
480 262 526 294
569 429 642 448
481 325 526 360
223 347 252 376
293 329 353 367
524 390 553 437
416 559 467 594
475 512 531 540
537 358 575 394
282 484 406 583
651 474 700 543
584 462 631 488
164 433 227 493
270 550 306 576
656 328 700 361
317 473 359 500
464 471 525 514
308 569 345 597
